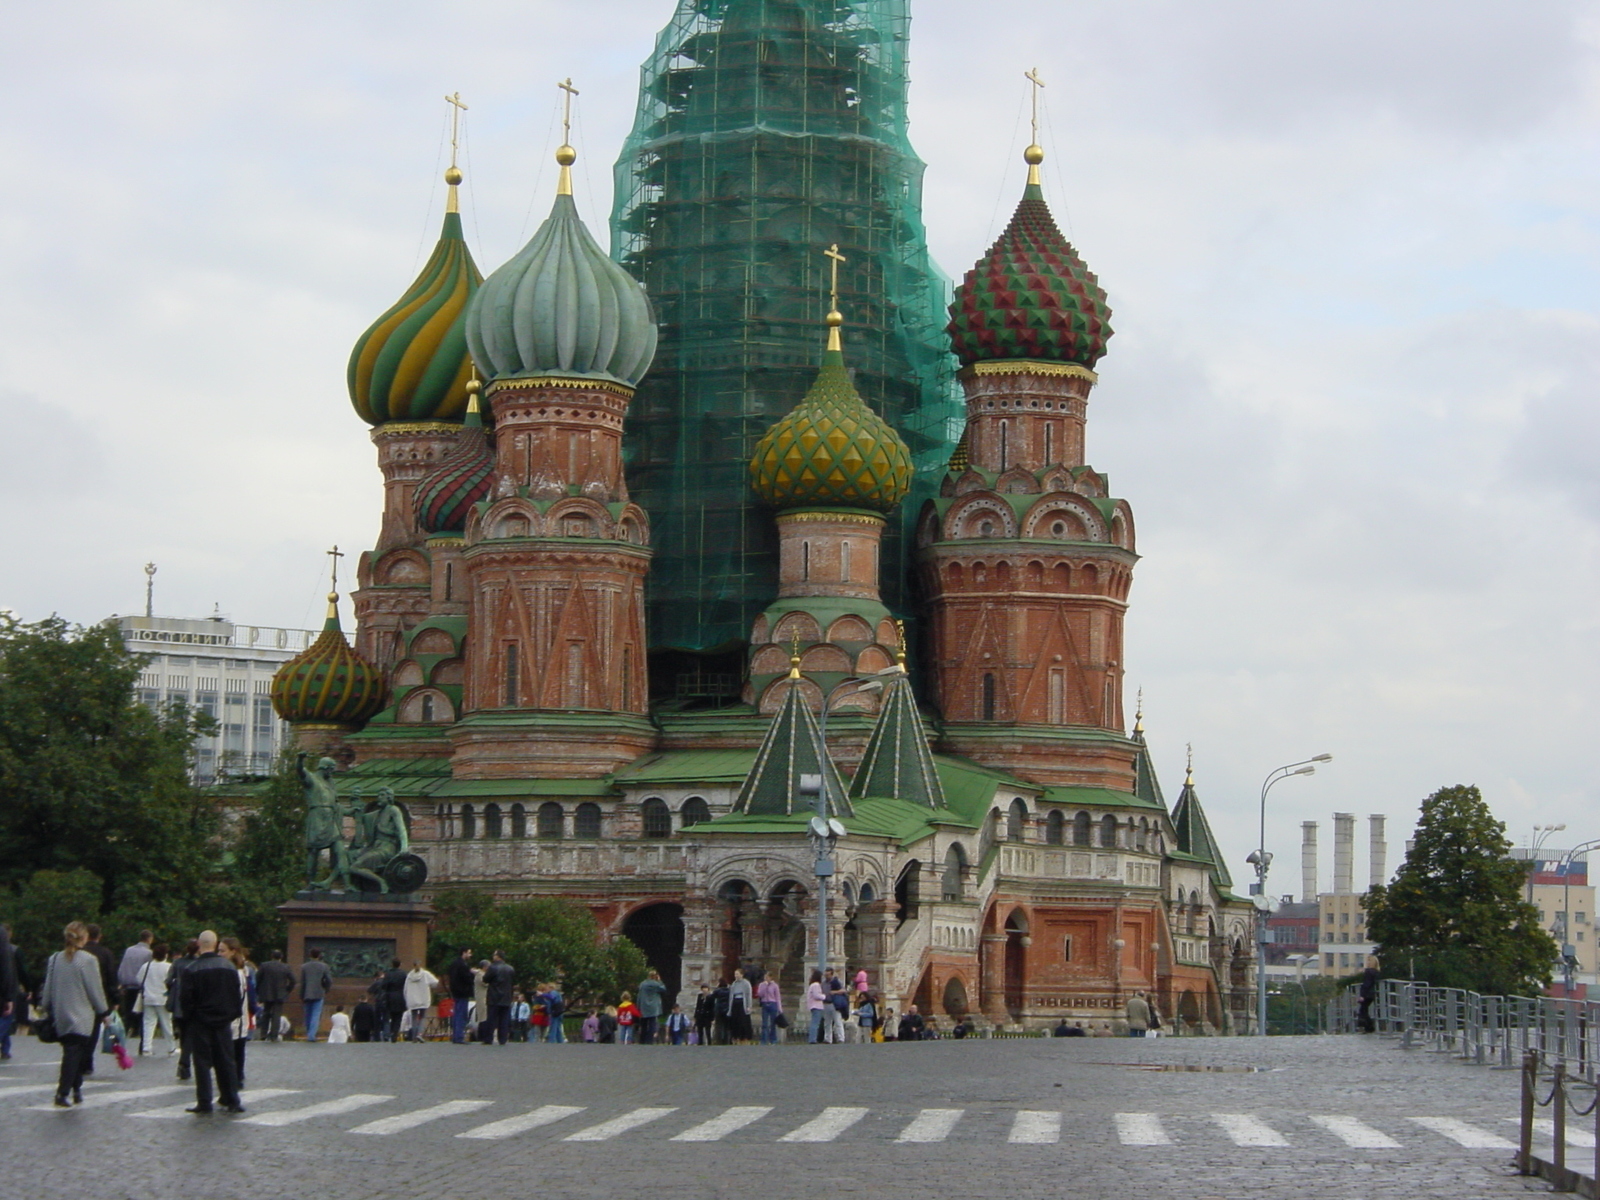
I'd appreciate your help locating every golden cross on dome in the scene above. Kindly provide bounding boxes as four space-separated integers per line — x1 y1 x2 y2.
894 619 907 666
1025 68 1045 143
1185 741 1194 784
556 79 581 196
327 544 345 594
443 92 468 212
788 630 803 680
559 78 580 145
1023 68 1047 187
823 243 847 350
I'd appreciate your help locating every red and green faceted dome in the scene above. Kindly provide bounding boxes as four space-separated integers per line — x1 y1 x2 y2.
947 182 1113 369
270 598 386 727
413 396 495 535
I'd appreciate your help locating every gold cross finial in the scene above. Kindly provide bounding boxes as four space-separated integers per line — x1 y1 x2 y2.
555 78 580 196
894 619 907 667
443 92 468 212
1023 68 1046 186
1185 741 1194 785
823 243 847 351
788 630 803 680
1133 686 1144 734
327 544 345 594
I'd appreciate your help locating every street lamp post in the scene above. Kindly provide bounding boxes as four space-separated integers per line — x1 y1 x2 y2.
804 671 892 980
1529 824 1567 904
1558 838 1600 993
1250 754 1332 1037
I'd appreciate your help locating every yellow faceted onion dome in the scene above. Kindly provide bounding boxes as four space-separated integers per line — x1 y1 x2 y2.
749 314 913 513
270 593 386 729
348 164 484 425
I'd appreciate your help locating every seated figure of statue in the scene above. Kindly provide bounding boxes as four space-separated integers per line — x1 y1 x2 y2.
348 787 409 893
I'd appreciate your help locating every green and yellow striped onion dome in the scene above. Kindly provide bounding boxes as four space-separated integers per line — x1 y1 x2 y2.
270 594 386 727
413 385 495 535
749 340 913 513
947 173 1112 369
348 208 483 425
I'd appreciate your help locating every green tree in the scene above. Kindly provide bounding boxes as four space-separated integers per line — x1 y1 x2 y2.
1364 784 1556 996
0 614 217 911
428 891 649 1006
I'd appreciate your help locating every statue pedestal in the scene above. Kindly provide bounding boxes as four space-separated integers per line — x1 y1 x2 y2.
278 893 435 1032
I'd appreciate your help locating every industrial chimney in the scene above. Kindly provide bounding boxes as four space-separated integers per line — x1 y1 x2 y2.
1333 812 1356 895
1302 821 1319 902
1369 814 1387 891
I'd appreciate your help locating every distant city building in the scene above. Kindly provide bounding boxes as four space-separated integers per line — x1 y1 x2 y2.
1263 898 1320 979
1513 850 1595 990
109 614 314 783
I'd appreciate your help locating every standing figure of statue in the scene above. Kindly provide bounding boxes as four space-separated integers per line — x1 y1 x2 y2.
298 753 354 891
348 787 411 894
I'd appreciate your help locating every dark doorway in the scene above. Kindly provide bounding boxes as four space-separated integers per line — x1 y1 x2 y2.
1003 911 1027 1017
620 903 686 999
942 976 969 1017
717 880 757 982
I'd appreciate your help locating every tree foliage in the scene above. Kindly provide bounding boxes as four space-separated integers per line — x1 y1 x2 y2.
0 614 217 911
429 891 649 1005
1364 784 1556 996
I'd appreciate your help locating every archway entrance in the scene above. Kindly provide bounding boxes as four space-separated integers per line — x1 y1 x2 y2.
1003 911 1027 1017
717 880 757 982
620 903 686 999
942 976 969 1017
764 880 810 996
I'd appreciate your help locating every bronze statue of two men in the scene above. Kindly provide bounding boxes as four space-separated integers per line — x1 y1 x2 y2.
297 754 417 894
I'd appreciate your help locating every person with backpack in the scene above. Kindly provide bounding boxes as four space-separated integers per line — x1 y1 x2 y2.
616 991 640 1044
665 1004 691 1045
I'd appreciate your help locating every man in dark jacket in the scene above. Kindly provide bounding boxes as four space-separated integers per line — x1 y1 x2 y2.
446 947 475 1044
0 923 16 1060
255 949 295 1042
483 951 516 1046
636 970 668 1046
898 1004 925 1041
183 930 244 1115
380 960 408 1042
167 940 199 1079
299 948 333 1042
81 923 117 1076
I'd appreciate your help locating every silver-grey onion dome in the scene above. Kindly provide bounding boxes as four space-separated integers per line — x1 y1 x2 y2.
466 191 658 388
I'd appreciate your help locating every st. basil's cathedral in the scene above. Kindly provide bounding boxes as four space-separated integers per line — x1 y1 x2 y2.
269 0 1256 1033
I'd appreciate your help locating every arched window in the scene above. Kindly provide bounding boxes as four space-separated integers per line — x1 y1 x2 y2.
1099 814 1119 848
1073 811 1092 847
641 797 672 839
459 804 476 840
1136 818 1148 852
1045 810 1065 846
484 803 503 840
895 861 922 924
574 802 602 839
981 673 996 721
537 802 564 840
510 803 527 839
941 845 967 902
1007 798 1027 842
859 882 876 905
421 693 434 723
681 796 711 828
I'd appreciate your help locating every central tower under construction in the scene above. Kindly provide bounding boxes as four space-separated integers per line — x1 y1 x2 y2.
611 0 962 688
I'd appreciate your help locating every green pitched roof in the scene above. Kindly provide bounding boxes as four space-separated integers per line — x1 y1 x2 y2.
614 748 758 784
848 667 944 809
1170 774 1233 890
733 675 850 817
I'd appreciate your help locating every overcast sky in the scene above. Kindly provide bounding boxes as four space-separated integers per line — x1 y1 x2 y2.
3 1 1597 889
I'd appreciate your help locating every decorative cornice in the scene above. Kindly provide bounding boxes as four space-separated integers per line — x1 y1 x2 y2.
776 510 887 528
966 360 1098 384
486 375 636 400
371 421 460 440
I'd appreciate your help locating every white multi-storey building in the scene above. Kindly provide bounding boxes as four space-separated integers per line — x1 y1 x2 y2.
109 614 316 782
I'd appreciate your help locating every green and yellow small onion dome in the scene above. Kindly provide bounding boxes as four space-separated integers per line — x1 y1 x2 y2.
947 144 1112 369
749 314 913 513
348 166 484 425
414 378 495 535
465 142 657 388
270 593 386 728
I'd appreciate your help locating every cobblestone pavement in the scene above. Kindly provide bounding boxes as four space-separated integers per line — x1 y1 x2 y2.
0 1033 1560 1200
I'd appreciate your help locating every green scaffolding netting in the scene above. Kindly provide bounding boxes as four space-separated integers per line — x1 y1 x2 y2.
612 0 963 672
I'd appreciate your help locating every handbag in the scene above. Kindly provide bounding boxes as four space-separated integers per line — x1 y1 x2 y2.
34 1013 59 1044
773 1012 789 1029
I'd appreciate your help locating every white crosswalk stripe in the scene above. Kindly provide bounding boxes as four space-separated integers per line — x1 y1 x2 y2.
779 1106 869 1142
27 1085 185 1112
131 1089 302 1119
671 1106 773 1142
564 1106 678 1141
1513 1117 1598 1149
1309 1115 1401 1148
238 1093 392 1126
1007 1110 1062 1144
1115 1112 1171 1146
459 1104 585 1140
350 1099 493 1135
1212 1113 1288 1147
1409 1117 1517 1149
896 1108 964 1143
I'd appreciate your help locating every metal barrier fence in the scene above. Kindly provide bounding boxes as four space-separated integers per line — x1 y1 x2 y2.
1332 981 1600 1193
1330 979 1600 1082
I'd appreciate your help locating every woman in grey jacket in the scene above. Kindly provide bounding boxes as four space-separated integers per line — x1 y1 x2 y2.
40 921 108 1107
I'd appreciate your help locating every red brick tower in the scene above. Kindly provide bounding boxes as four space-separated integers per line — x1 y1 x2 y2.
918 142 1137 789
450 137 660 779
